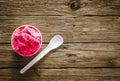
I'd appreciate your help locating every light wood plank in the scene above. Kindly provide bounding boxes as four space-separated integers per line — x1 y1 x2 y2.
0 0 120 16
0 43 120 68
0 68 120 81
0 16 120 43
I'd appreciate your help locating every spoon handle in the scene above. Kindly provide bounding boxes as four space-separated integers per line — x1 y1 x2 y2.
20 46 50 74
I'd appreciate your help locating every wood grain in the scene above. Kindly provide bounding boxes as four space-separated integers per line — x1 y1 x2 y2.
0 16 120 43
0 43 120 68
0 0 120 81
0 68 120 81
0 0 120 16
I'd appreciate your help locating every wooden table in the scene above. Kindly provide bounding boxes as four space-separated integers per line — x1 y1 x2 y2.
0 0 120 81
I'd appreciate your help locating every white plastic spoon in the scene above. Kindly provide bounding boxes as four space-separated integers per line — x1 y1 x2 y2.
20 35 64 74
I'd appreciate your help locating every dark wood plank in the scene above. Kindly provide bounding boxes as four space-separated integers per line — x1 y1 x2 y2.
0 68 120 81
0 43 120 68
0 0 120 16
0 16 120 43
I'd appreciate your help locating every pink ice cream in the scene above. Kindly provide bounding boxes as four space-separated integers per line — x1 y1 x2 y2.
11 25 42 57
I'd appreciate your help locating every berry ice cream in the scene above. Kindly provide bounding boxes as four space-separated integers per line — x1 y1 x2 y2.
11 25 42 57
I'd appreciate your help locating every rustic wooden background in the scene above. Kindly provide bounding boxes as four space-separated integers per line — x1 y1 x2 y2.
0 0 120 81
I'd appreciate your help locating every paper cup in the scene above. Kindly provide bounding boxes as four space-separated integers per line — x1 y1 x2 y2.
11 25 42 57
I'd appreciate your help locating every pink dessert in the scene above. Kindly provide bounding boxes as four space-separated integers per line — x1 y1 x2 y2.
11 25 42 57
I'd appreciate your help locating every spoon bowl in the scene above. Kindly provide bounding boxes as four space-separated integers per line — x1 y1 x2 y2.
48 35 63 50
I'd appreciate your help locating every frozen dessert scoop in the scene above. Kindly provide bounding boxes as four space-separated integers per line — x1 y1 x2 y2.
11 25 42 57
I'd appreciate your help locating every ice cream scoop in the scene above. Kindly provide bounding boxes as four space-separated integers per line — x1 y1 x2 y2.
11 25 42 57
20 35 63 74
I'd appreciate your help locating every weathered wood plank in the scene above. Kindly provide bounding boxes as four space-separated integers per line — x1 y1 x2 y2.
7 78 120 81
8 78 120 81
0 16 120 43
0 0 120 16
0 43 120 68
0 68 120 81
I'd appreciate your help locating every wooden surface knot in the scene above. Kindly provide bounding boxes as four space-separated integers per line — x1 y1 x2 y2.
68 0 80 11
